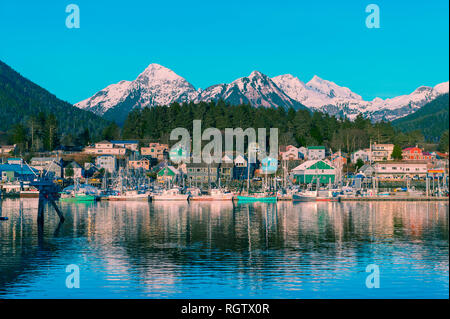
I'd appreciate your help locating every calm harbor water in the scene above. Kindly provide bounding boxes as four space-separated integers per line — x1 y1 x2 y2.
0 199 448 299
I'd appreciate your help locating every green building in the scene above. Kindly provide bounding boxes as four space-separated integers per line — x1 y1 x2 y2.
291 160 336 184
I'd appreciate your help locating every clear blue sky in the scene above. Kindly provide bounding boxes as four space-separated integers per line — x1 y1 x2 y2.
0 0 448 104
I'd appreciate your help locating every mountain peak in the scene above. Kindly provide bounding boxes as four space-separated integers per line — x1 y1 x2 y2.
137 63 182 82
248 70 265 78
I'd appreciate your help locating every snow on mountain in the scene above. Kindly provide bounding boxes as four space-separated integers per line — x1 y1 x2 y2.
273 74 449 121
196 70 307 110
75 64 197 119
75 63 448 123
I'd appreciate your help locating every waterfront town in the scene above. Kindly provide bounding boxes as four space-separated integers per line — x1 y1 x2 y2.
0 139 448 201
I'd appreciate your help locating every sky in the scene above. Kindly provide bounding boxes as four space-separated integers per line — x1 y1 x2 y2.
0 0 448 104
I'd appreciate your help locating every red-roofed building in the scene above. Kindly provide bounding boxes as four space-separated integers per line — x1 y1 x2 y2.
402 146 433 161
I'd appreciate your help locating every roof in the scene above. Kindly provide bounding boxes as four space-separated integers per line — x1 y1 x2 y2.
0 164 37 175
292 160 335 172
307 146 325 150
111 140 139 144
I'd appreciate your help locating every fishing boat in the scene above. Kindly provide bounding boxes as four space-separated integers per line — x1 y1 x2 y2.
106 190 150 201
237 193 277 203
292 189 340 202
151 188 189 201
190 188 234 201
59 181 100 202
19 188 40 198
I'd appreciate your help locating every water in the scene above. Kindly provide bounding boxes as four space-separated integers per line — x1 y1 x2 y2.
0 199 448 299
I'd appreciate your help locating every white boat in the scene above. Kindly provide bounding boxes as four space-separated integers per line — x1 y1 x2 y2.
190 188 234 201
107 190 150 201
151 188 189 201
293 189 340 202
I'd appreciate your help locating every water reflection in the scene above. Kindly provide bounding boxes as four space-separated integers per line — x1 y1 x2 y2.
0 199 448 298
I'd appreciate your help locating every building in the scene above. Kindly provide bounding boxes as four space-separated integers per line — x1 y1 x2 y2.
331 151 347 167
95 155 117 174
0 163 37 182
141 143 169 161
307 146 326 160
156 166 180 183
358 164 376 177
186 162 220 184
0 145 16 155
169 145 189 163
233 154 257 180
260 156 278 174
373 161 428 179
110 140 139 152
84 140 126 155
6 158 23 165
280 145 302 161
351 149 371 164
219 162 234 182
30 157 63 178
291 160 336 184
64 161 84 179
371 143 394 162
128 158 150 171
402 146 433 161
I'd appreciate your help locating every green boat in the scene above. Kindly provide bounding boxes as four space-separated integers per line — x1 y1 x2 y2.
60 194 98 202
237 195 277 203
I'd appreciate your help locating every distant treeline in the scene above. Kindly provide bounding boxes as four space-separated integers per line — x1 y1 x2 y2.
122 100 446 153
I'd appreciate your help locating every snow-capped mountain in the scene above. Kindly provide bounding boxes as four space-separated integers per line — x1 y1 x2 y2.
273 74 449 121
75 63 449 123
195 71 307 110
75 64 198 121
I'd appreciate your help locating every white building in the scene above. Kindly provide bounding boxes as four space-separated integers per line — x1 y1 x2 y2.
374 161 428 179
307 146 326 160
371 143 394 162
84 140 126 155
95 155 117 174
351 149 371 164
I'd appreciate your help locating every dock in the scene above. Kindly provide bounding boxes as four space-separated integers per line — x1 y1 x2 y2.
340 196 449 201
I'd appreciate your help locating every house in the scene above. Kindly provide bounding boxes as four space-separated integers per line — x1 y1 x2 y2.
169 145 188 163
371 142 394 161
128 158 150 171
402 146 433 161
64 161 84 179
95 155 117 174
233 154 257 180
30 157 63 178
291 160 336 184
222 153 234 163
358 164 376 177
307 146 326 160
110 140 139 152
157 166 180 183
141 143 169 161
331 151 347 167
260 156 278 174
0 163 37 182
186 162 220 184
84 140 126 155
351 149 371 164
6 158 23 165
219 162 234 182
280 145 301 161
0 145 16 155
373 161 428 179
